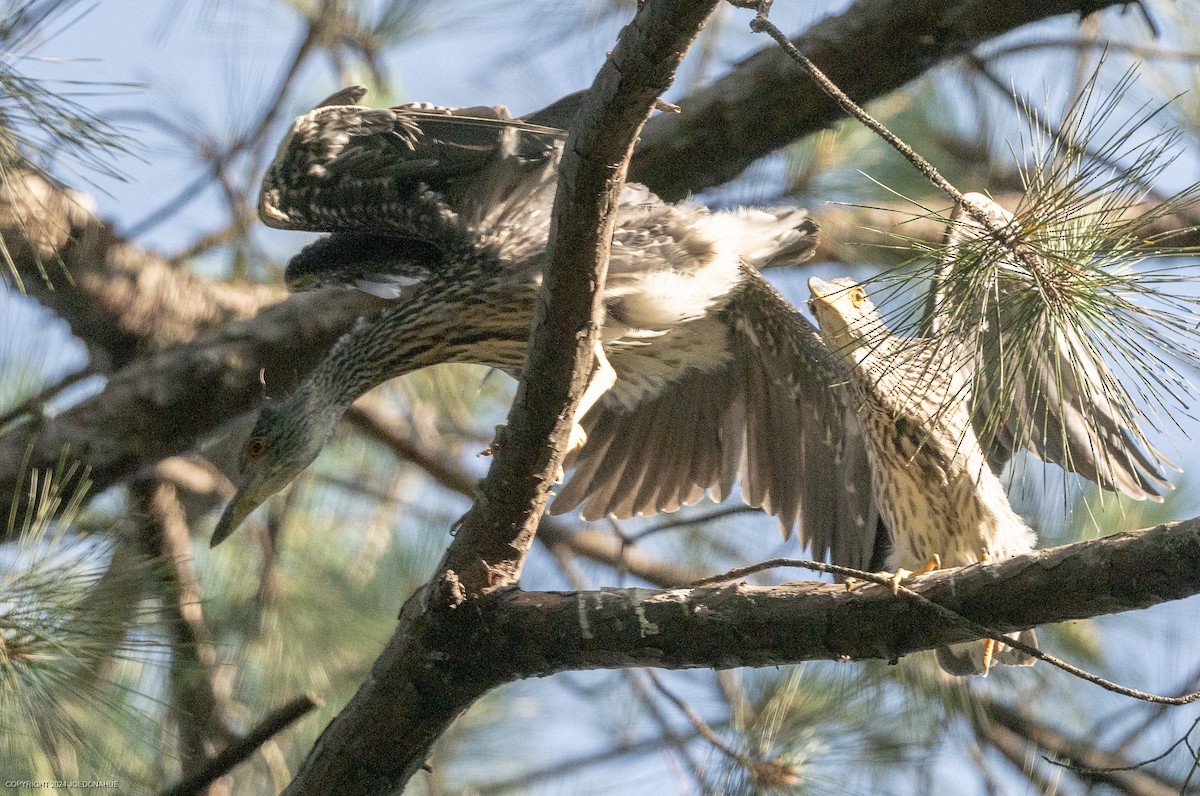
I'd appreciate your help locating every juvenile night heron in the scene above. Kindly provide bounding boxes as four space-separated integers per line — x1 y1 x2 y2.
211 88 879 563
809 276 1039 675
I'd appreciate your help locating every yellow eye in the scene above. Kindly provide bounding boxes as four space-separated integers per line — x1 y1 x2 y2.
849 287 867 308
245 437 269 461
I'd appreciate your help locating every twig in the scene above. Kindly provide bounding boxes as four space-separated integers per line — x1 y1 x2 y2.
160 693 323 796
691 557 1200 705
745 10 1062 300
0 366 97 432
646 670 798 790
1044 713 1200 779
628 505 759 543
631 671 709 792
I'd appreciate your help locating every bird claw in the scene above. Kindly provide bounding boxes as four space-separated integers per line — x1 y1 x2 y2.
480 424 507 457
567 422 588 456
859 555 941 594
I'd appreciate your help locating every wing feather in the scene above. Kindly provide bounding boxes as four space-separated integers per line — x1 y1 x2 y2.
552 269 880 569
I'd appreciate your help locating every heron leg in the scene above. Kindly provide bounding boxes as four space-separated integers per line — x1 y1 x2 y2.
977 549 997 675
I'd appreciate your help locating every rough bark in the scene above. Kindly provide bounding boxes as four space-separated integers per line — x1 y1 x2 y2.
629 0 1134 200
1 172 282 366
444 518 1200 675
0 287 386 535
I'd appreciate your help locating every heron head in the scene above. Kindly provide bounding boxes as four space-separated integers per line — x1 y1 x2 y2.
806 276 886 353
210 394 336 547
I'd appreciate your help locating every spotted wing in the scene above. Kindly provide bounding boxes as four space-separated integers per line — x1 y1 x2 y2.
552 269 880 570
259 86 566 236
928 193 1175 500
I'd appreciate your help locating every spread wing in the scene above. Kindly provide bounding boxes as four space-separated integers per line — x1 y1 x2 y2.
263 87 568 294
552 269 880 570
259 86 566 237
928 193 1175 500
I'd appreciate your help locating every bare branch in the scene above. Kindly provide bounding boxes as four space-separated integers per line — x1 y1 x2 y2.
160 693 323 796
630 0 1135 200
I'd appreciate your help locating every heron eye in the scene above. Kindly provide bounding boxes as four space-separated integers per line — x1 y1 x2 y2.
849 287 867 308
245 437 269 461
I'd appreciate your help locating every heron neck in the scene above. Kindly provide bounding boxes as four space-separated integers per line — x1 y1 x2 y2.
303 281 534 412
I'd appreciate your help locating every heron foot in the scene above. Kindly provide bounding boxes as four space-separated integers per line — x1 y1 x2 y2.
980 638 998 677
849 555 940 594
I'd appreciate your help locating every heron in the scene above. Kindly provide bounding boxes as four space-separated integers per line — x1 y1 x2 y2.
211 88 879 566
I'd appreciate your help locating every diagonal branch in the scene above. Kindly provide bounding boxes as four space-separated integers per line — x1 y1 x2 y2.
0 288 387 536
629 0 1135 200
433 0 720 599
1 171 283 366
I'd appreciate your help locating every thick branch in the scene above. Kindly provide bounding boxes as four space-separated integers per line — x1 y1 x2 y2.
0 288 386 535
435 0 720 597
629 0 1132 200
1 172 281 366
449 518 1200 676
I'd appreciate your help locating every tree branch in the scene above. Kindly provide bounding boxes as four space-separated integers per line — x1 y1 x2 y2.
0 288 387 535
433 518 1200 678
1 172 282 366
629 0 1134 200
161 693 323 796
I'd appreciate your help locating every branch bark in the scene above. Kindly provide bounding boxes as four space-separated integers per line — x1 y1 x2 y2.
629 0 1133 200
1 172 282 366
0 288 386 534
435 518 1200 677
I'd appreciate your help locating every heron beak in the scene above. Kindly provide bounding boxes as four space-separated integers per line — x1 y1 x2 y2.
210 482 264 547
807 276 835 299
